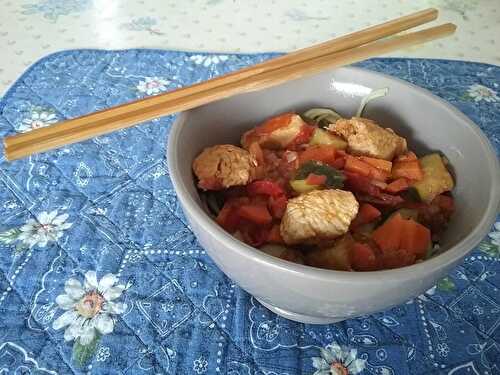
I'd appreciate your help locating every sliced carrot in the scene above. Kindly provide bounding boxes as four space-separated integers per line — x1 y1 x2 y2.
299 145 336 165
372 213 405 253
306 173 327 186
392 160 424 181
352 203 381 228
386 178 409 194
400 219 431 259
344 156 372 177
351 242 379 271
267 224 284 244
359 156 392 172
369 167 390 182
238 205 272 225
256 113 295 135
396 151 418 162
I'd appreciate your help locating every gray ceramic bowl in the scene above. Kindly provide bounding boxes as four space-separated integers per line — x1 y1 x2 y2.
167 66 500 324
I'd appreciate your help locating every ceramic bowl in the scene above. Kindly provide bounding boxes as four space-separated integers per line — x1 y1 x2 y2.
167 66 500 324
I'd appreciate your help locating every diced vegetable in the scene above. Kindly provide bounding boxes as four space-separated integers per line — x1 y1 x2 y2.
330 157 346 169
386 178 409 193
238 205 272 225
255 113 295 135
247 180 285 197
400 219 431 259
289 179 322 194
216 203 241 232
351 242 379 271
351 203 381 228
288 124 315 148
268 195 288 219
357 193 404 207
267 224 284 243
299 145 336 165
305 235 354 271
390 208 419 221
381 248 416 269
309 128 348 149
345 156 389 182
412 153 454 203
372 213 405 253
392 160 424 181
344 172 402 206
295 161 345 189
358 156 392 172
306 173 327 186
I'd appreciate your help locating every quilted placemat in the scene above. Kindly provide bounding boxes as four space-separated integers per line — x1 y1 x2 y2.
0 50 499 375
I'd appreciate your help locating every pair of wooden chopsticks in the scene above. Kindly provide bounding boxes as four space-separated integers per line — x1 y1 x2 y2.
3 8 456 161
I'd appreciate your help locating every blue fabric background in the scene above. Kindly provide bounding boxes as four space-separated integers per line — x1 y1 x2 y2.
0 50 499 374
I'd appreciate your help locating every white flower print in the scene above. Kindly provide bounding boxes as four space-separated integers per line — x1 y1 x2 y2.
96 346 111 362
436 342 450 357
189 54 229 67
52 271 127 346
193 356 208 374
17 210 72 248
488 222 500 247
472 305 484 315
467 84 499 103
18 108 58 133
312 342 366 375
136 77 170 95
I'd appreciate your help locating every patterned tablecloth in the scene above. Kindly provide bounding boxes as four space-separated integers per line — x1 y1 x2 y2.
0 50 499 375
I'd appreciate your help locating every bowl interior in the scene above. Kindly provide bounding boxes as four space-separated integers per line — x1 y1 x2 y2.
171 66 499 257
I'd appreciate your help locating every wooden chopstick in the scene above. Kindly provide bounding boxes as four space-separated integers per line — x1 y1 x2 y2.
4 8 438 151
4 22 456 161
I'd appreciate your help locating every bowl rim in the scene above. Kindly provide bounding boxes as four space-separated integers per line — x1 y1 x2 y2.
167 65 500 284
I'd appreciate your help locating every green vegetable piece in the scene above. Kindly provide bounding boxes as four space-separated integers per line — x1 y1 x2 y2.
412 153 454 203
290 179 322 194
309 128 348 149
295 161 345 189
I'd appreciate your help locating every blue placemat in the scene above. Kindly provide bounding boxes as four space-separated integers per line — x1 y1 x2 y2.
0 50 499 375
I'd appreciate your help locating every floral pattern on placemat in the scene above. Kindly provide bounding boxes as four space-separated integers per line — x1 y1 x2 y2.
0 50 499 374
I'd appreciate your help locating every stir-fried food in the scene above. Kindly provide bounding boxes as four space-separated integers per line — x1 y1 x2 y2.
193 109 455 271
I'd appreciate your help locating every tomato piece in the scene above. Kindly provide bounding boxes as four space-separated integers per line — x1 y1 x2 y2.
344 172 381 196
247 180 285 198
381 248 416 269
392 160 424 181
238 205 272 225
359 157 393 172
372 213 405 253
216 203 240 232
351 203 381 228
400 219 431 259
357 193 404 207
299 145 336 165
267 224 284 244
385 178 409 194
351 242 379 271
306 173 327 186
289 124 315 147
268 195 288 219
255 113 295 135
240 224 270 247
330 157 345 169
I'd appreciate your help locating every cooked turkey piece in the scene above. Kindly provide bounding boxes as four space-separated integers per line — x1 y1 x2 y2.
329 117 407 160
280 189 359 245
193 144 257 190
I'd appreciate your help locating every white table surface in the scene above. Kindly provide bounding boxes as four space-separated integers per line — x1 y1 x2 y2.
1 0 499 95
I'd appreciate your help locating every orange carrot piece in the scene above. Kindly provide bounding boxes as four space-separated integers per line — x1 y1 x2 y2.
372 213 405 253
344 156 372 177
256 113 294 135
359 156 393 172
400 219 431 259
386 178 409 194
392 160 424 181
